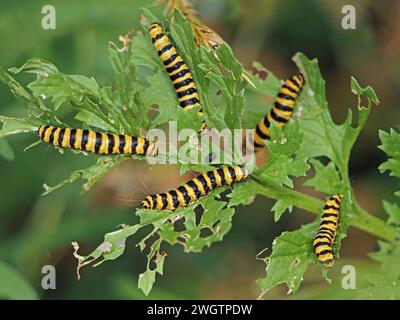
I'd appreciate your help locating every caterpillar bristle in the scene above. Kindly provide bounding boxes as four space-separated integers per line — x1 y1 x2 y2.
37 126 157 156
149 22 206 132
140 165 249 211
313 194 344 268
252 73 305 149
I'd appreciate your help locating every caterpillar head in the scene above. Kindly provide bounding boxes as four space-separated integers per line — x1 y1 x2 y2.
333 194 344 202
294 73 306 87
149 23 162 37
322 258 334 268
141 199 151 209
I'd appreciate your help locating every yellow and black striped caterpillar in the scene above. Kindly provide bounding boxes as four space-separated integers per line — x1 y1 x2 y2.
313 194 344 268
253 74 305 149
141 165 249 211
37 125 158 156
149 23 205 130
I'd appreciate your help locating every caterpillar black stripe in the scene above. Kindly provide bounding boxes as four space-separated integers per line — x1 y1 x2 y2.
253 74 305 149
141 165 249 211
37 125 158 156
149 23 206 131
313 194 344 268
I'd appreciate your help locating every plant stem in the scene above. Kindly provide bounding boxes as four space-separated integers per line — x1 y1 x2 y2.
253 178 398 242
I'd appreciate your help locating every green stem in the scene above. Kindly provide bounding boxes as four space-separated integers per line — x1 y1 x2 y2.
253 177 398 242
350 204 398 242
254 177 323 213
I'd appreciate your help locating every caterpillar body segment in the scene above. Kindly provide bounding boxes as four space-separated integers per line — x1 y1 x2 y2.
37 125 158 156
253 74 305 149
149 22 206 131
313 194 344 268
141 165 249 211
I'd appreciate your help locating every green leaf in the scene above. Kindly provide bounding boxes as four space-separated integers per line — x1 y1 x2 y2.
257 222 317 297
108 41 150 133
358 241 400 299
246 61 282 96
157 192 235 253
378 129 400 179
303 159 342 194
9 57 59 76
138 237 166 296
382 200 400 225
74 110 115 132
227 180 259 207
0 116 40 138
141 70 179 127
379 129 400 227
293 53 374 170
256 120 309 188
42 156 128 195
0 68 41 107
28 73 101 110
271 197 293 222
73 224 142 278
75 182 237 295
350 76 380 105
199 44 245 130
138 268 157 296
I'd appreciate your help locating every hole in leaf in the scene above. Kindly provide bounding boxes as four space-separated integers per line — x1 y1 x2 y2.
194 205 204 227
173 217 186 232
200 227 213 238
313 156 330 166
177 236 187 243
149 259 157 271
211 220 220 229
218 189 231 202
252 66 267 81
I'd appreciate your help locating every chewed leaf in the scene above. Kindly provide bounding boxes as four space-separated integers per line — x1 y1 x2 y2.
358 241 400 299
379 129 400 178
0 68 43 110
42 156 128 195
257 120 309 188
382 200 400 226
350 76 380 105
28 73 101 110
227 180 259 207
257 222 318 297
156 190 236 253
271 197 293 222
379 129 400 228
303 159 342 194
8 57 59 76
138 237 167 296
0 116 40 138
247 61 282 96
72 224 141 279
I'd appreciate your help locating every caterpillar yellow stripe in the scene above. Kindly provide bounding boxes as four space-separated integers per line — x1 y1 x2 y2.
37 125 158 156
141 165 249 211
313 194 344 268
253 74 305 149
149 22 206 131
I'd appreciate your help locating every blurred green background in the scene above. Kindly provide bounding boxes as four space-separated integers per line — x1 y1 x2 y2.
0 0 399 299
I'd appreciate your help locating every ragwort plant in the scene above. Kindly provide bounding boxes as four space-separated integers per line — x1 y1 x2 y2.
0 6 399 298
